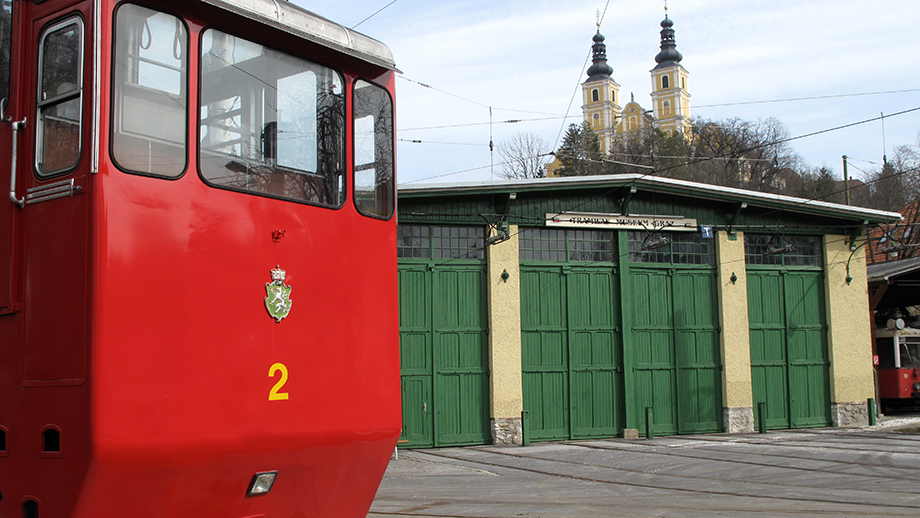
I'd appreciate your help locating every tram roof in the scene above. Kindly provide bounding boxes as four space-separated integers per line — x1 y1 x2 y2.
202 0 397 71
398 174 902 224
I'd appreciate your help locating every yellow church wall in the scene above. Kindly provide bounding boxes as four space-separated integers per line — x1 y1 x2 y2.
486 225 523 419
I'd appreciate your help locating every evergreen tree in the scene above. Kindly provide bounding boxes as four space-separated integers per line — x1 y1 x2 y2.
556 122 604 176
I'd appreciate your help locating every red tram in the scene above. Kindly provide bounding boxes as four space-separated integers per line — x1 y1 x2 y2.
875 325 920 412
0 0 399 516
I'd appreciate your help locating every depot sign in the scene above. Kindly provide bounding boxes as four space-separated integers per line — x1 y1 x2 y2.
546 212 698 231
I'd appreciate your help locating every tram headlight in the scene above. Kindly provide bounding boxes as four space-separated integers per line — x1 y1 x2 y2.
247 471 278 497
912 382 920 392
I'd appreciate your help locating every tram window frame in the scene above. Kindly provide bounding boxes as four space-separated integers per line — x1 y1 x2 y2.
35 16 84 177
197 28 346 208
352 79 394 220
110 3 189 179
0 1 11 108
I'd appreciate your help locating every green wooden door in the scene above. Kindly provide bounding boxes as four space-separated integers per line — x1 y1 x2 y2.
784 273 830 427
631 268 722 436
521 265 622 440
748 270 829 429
521 267 569 440
398 264 434 446
569 267 623 438
632 269 678 435
673 271 722 433
748 271 791 429
397 225 490 448
432 265 490 446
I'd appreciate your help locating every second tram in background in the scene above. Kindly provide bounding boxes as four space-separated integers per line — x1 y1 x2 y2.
1 0 400 516
875 320 920 412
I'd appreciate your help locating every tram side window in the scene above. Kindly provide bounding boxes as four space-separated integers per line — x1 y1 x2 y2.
0 1 11 107
353 80 394 219
199 30 345 207
111 4 188 177
36 17 83 176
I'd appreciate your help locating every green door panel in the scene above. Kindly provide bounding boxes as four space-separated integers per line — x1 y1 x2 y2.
400 376 432 443
673 272 722 433
433 266 490 446
569 268 622 438
398 265 433 446
631 268 722 435
631 269 676 434
398 261 490 448
521 267 570 440
521 266 623 440
748 270 829 430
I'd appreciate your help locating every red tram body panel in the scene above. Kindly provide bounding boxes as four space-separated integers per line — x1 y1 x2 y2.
1 0 400 516
875 327 920 411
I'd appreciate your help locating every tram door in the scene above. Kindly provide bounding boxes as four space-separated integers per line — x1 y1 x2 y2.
13 2 93 383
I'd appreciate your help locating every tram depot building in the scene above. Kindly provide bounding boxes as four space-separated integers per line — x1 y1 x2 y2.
395 174 901 448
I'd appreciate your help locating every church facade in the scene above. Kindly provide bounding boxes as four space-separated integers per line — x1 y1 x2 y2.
549 9 691 176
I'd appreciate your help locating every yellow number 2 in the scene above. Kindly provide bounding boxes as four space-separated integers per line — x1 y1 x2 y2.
268 363 289 401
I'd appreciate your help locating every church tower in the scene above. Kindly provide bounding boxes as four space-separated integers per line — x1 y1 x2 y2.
649 5 691 138
581 25 620 155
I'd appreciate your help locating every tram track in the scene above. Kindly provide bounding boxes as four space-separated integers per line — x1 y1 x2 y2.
402 436 920 512
568 436 920 479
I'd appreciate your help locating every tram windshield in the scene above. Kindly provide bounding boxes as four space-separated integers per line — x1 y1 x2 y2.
199 29 345 207
900 337 920 368
877 335 920 368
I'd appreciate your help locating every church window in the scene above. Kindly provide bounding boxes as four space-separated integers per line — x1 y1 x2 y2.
681 77 686 89
592 89 599 102
662 75 669 89
593 113 600 127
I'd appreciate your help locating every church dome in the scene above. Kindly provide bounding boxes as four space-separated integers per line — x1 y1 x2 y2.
654 15 683 69
586 30 614 81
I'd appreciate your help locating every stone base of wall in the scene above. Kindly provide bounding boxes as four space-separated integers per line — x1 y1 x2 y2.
832 401 869 427
723 406 755 433
491 417 523 446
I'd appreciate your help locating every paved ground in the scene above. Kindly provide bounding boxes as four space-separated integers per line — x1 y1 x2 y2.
369 417 920 517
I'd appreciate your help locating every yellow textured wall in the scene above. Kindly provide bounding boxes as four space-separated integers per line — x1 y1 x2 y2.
824 235 875 403
486 225 523 418
716 231 753 408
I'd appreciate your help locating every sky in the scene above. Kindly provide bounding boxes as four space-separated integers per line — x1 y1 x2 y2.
292 0 920 186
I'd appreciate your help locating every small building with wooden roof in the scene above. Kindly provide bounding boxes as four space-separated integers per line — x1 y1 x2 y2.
395 174 901 447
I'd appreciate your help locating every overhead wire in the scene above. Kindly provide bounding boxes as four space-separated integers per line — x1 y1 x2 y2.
352 0 399 29
693 88 920 109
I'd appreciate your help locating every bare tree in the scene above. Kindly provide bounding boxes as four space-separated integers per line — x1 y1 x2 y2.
497 132 550 179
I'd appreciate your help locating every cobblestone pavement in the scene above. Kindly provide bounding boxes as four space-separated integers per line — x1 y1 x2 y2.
369 418 920 518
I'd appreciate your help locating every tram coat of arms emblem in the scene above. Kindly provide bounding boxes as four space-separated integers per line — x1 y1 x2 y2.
265 266 293 322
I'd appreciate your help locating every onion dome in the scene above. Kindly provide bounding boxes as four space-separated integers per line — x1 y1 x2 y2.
586 30 614 81
653 15 683 70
